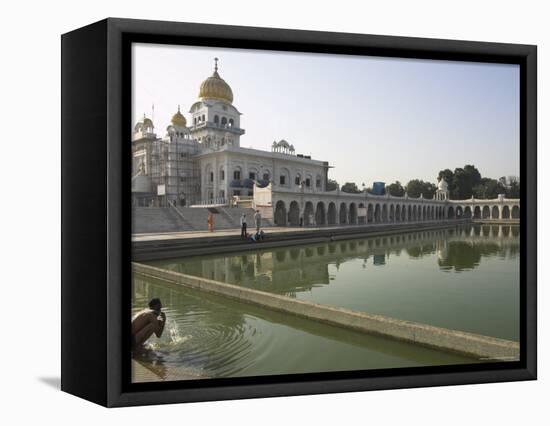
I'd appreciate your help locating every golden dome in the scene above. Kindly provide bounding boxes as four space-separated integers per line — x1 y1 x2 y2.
171 105 187 127
198 58 233 104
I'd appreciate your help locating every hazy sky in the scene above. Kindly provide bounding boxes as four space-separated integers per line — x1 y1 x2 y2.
132 43 519 186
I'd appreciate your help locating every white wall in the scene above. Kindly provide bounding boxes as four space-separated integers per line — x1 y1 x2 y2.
2 0 546 424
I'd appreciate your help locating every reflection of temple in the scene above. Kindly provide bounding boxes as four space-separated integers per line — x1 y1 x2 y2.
157 225 519 289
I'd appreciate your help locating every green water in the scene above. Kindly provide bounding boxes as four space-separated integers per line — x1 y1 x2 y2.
151 224 520 341
132 276 476 381
133 224 518 381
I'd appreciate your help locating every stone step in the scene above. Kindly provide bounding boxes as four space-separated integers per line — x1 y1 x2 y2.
132 206 273 234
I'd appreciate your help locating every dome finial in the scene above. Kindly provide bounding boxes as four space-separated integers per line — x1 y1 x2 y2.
199 57 233 103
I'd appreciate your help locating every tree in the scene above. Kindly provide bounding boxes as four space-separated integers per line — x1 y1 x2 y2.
506 176 520 198
472 178 506 199
341 182 362 194
326 179 338 191
438 164 484 199
387 181 405 197
406 179 437 198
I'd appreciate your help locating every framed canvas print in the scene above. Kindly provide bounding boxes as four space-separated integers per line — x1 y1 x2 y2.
61 18 537 407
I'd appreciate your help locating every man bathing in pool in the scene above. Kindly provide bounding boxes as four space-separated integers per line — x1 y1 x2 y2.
131 298 166 350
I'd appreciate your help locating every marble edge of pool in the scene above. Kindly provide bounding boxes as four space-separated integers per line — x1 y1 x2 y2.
131 262 520 364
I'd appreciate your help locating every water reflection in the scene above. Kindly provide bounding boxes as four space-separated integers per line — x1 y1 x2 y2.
153 225 519 291
149 224 520 341
132 275 477 382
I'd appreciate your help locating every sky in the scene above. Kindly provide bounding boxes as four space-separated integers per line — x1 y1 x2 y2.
132 43 520 187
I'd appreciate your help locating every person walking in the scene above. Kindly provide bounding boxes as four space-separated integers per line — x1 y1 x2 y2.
254 209 262 233
240 213 247 239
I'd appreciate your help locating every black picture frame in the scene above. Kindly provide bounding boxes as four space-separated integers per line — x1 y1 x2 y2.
61 18 537 407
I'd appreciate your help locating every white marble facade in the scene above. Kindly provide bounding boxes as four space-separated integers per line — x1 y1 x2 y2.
131 59 328 207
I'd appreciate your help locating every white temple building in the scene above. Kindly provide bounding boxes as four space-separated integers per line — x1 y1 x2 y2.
131 58 519 227
132 58 328 208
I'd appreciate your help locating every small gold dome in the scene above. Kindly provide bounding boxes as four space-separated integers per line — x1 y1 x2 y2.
198 58 233 104
171 105 187 127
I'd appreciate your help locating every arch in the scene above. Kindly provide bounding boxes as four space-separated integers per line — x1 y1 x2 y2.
464 206 472 218
214 115 219 124
447 206 455 219
511 205 520 219
221 116 227 125
421 205 425 221
382 204 388 223
402 205 407 222
228 118 234 127
474 206 481 219
232 166 242 181
288 201 300 226
491 206 500 219
482 206 491 219
327 202 337 225
304 201 315 226
395 205 401 222
339 203 348 224
367 204 374 223
247 167 259 180
295 173 302 186
274 201 287 226
315 202 326 226
502 205 510 219
390 204 395 222
412 205 417 221
204 164 214 196
408 205 412 221
358 203 366 225
349 203 358 225
374 204 381 223
278 167 290 187
315 174 322 189
456 206 463 218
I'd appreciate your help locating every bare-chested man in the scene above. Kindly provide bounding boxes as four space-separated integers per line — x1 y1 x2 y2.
131 298 166 350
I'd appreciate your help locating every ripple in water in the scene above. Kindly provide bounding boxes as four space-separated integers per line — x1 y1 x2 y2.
132 284 259 378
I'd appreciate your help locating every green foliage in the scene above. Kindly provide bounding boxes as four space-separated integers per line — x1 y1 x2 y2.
436 164 515 200
506 176 520 198
341 182 362 194
387 181 405 197
326 179 338 191
406 179 437 198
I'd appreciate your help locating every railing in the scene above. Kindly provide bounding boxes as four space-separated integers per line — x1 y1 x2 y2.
167 202 196 230
190 197 228 207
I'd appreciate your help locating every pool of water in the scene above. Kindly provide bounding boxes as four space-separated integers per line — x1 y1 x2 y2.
132 275 476 381
150 224 520 341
